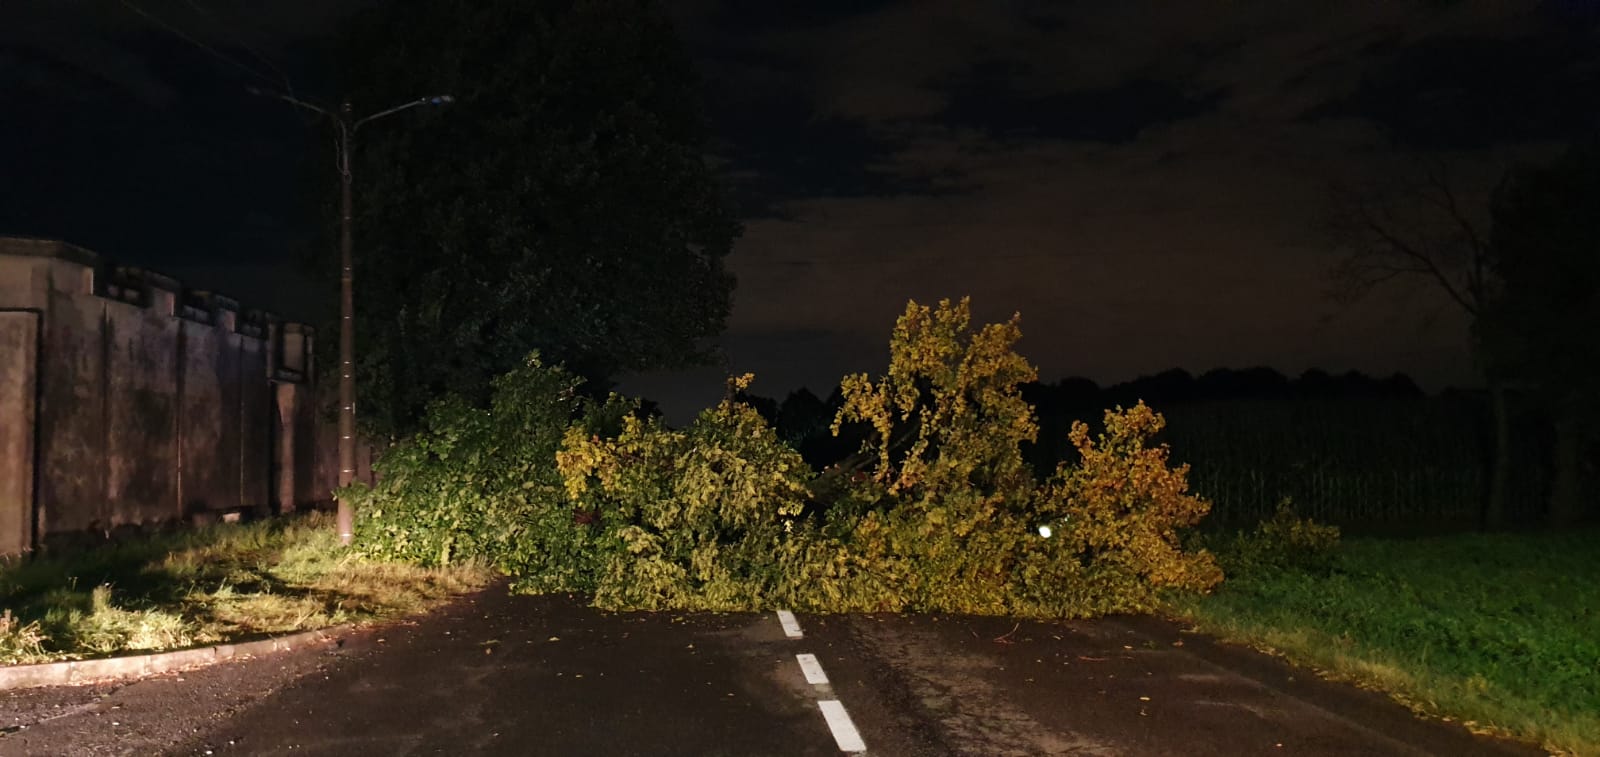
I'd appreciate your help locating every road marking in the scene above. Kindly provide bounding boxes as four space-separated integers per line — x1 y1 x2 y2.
777 610 804 638
779 616 865 752
817 699 867 753
796 653 829 685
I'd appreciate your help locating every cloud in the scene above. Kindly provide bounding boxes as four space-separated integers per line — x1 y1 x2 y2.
1303 31 1600 148
678 0 1567 216
942 71 1226 143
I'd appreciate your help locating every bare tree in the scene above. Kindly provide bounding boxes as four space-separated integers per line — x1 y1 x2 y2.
1326 159 1513 527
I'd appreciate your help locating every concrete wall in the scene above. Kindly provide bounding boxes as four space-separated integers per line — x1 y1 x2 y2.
105 296 179 526
240 334 271 513
177 316 229 517
270 324 332 514
38 283 109 535
0 236 350 554
0 310 39 556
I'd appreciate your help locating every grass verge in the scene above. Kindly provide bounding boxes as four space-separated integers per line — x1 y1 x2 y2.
1169 528 1600 756
1 513 491 666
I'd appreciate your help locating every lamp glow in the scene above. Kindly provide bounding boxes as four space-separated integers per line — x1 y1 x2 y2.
1038 525 1052 538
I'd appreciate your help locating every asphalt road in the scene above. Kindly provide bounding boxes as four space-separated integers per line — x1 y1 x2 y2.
1 585 1544 756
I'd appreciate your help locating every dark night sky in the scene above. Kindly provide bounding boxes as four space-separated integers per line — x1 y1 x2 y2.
4 1 1599 422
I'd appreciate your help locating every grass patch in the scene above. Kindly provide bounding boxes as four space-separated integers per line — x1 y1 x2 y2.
1170 528 1600 755
1 513 491 665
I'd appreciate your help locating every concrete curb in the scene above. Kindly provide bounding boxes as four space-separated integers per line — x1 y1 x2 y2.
0 625 349 691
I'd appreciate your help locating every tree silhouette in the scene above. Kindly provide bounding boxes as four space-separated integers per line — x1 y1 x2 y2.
1326 160 1513 526
1480 142 1600 524
332 0 739 435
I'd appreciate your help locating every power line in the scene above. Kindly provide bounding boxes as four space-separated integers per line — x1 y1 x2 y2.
177 0 296 95
115 0 279 87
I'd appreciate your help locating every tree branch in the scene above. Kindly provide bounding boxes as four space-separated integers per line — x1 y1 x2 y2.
1356 208 1479 316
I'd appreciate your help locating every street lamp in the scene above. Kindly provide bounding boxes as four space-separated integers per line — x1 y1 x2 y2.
251 88 453 545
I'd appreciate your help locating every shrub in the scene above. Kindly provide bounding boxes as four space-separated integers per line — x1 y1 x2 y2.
1025 403 1224 615
768 522 904 613
556 375 814 611
349 301 1226 620
833 297 1039 500
828 299 1221 617
831 298 1041 614
1220 499 1342 576
350 354 624 592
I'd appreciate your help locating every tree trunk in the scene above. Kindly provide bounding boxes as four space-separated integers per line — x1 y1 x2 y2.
1547 413 1585 526
1483 379 1511 529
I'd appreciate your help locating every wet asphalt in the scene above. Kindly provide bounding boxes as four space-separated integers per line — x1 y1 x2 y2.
1 584 1545 756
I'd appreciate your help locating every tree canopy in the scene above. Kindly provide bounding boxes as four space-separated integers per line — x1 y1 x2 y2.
335 0 739 435
1479 142 1600 523
1482 142 1600 413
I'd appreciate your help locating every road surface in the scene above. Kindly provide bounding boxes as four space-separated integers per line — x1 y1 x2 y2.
0 584 1542 756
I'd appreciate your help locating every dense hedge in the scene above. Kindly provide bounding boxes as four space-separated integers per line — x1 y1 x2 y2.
347 299 1226 617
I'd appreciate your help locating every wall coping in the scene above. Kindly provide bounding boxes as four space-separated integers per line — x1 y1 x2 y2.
113 265 182 293
0 236 100 267
189 290 241 313
0 236 310 335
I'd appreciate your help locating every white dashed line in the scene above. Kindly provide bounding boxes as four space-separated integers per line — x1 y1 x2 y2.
779 612 864 751
796 653 829 685
817 699 867 753
776 609 804 638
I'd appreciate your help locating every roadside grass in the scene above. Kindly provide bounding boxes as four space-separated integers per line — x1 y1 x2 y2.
1169 528 1600 756
0 513 491 665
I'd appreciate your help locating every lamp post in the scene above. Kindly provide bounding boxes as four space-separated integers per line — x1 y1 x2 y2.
252 89 453 545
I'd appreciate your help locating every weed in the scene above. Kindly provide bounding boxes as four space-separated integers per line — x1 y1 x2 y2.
0 514 489 664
